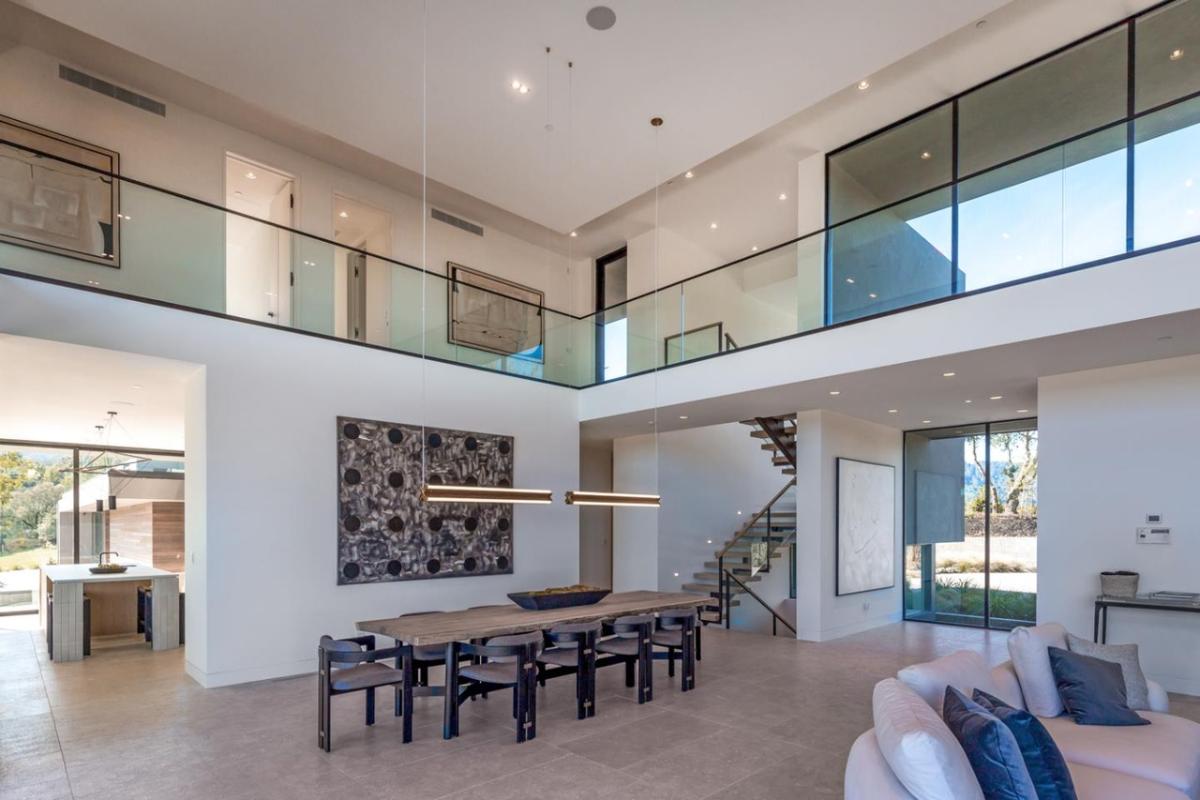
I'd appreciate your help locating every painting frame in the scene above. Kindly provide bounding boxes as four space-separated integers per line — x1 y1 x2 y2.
0 113 120 268
447 262 545 362
835 457 896 596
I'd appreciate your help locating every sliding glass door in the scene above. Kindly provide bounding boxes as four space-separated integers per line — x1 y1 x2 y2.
903 418 1038 630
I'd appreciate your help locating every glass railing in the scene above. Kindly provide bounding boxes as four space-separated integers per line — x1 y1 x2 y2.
2 38 1200 391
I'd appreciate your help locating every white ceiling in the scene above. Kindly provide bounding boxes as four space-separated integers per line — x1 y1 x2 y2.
581 309 1200 441
15 0 1006 233
0 335 193 450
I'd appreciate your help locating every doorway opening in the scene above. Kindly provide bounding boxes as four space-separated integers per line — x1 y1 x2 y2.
594 246 628 382
332 194 392 344
224 154 294 325
903 418 1038 630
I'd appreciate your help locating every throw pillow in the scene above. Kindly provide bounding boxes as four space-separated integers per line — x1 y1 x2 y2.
1007 623 1068 717
942 686 1038 800
1047 647 1149 726
974 689 1077 800
1065 633 1150 710
872 678 985 800
898 650 1002 714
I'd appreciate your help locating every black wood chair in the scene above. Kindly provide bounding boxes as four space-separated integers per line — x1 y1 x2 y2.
47 594 90 658
443 632 541 742
595 614 654 704
317 634 413 752
536 621 600 719
651 609 697 691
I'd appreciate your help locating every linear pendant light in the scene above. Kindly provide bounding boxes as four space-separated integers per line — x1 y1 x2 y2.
422 484 553 505
565 491 660 508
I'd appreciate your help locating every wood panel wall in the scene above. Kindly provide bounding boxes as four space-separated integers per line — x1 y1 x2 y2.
106 501 184 573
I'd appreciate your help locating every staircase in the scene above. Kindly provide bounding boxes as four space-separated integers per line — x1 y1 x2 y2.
681 414 799 624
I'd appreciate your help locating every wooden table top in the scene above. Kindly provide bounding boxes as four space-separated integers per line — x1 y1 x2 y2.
357 590 709 645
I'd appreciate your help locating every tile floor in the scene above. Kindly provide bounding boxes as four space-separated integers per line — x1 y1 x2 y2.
2 615 1197 800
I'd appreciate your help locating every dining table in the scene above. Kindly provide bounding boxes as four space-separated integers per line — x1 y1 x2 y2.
357 590 710 737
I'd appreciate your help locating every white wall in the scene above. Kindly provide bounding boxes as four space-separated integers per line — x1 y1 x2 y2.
611 435 659 593
0 274 580 687
1039 355 1200 695
578 441 613 588
793 410 903 641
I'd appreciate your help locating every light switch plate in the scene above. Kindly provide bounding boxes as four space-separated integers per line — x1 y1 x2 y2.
1137 526 1171 544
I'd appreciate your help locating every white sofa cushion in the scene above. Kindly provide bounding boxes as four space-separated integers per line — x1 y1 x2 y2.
1007 622 1068 717
989 660 1026 710
1043 711 1200 799
872 678 985 800
1069 762 1191 800
897 650 1000 714
845 730 919 800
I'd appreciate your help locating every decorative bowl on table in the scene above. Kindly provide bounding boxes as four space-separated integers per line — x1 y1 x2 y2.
89 563 128 574
507 585 611 610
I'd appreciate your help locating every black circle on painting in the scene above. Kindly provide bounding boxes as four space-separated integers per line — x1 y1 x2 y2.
388 471 404 488
342 422 360 440
343 468 361 485
428 432 442 448
344 515 361 531
465 476 478 486
386 560 402 576
342 562 361 580
426 559 441 574
498 441 511 455
497 518 510 531
387 427 403 444
428 474 442 485
464 436 477 451
497 478 510 487
464 517 478 532
496 555 509 570
463 557 477 572
428 516 443 532
387 516 403 533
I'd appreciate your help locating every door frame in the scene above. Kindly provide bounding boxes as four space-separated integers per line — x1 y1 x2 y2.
223 153 296 326
594 246 628 384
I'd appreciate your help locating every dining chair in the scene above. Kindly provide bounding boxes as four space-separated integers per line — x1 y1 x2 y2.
536 620 600 719
443 631 542 742
651 608 697 691
595 614 654 704
317 634 413 752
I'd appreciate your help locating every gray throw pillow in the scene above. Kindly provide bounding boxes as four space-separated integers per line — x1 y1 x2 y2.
1065 633 1149 710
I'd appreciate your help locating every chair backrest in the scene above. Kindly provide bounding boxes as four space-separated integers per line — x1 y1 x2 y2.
486 630 543 661
657 609 697 630
548 620 601 646
610 614 653 638
319 635 362 668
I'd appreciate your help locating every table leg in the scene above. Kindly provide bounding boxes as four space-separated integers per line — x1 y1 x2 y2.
442 641 459 740
1093 603 1101 643
1101 606 1109 644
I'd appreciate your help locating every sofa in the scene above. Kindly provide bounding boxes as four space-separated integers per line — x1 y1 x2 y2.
844 624 1200 800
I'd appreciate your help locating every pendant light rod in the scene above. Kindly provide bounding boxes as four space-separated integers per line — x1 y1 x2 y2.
565 491 660 508
421 484 553 505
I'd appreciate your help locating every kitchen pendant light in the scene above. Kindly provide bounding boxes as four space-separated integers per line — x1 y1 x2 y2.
422 484 553 505
565 491 660 507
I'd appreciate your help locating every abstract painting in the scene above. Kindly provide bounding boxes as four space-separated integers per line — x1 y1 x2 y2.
336 416 514 584
836 457 896 596
0 114 119 266
448 262 544 361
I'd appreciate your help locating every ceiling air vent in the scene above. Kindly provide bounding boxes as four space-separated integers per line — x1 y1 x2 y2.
432 207 484 237
59 65 166 117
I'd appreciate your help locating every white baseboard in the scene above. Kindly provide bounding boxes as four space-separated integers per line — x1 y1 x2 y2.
796 610 903 642
1150 672 1200 698
186 656 315 688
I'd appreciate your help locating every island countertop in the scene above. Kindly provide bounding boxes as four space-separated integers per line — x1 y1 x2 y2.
41 563 177 583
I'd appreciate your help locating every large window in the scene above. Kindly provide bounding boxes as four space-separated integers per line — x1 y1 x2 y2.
903 419 1038 630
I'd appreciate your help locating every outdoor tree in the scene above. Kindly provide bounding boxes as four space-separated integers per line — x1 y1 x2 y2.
967 432 1038 516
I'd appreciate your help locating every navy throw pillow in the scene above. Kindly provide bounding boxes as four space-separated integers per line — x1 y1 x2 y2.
1047 647 1149 727
943 686 1038 800
974 689 1077 800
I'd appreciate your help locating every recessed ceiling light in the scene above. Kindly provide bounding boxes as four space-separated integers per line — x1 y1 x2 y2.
87 280 100 286
829 390 841 396
857 80 871 91
679 415 688 420
130 384 143 390
569 231 578 238
511 79 522 90
519 84 530 94
709 222 718 229
750 245 759 252
685 170 694 179
1017 409 1030 414
245 171 257 180
339 211 349 219
964 399 973 404
706 539 713 544
778 192 788 201
922 420 932 424
989 395 1003 400
1170 48 1185 61
846 277 855 284
943 371 956 377
920 151 932 160
887 409 899 414
673 572 679 577
737 510 742 515
868 292 878 299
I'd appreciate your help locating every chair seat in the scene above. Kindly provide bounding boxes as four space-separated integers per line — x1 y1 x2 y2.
413 644 445 661
652 630 684 647
330 662 402 692
538 646 581 667
597 637 640 656
460 661 522 685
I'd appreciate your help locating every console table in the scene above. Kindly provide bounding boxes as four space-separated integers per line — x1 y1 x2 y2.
1093 594 1200 643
